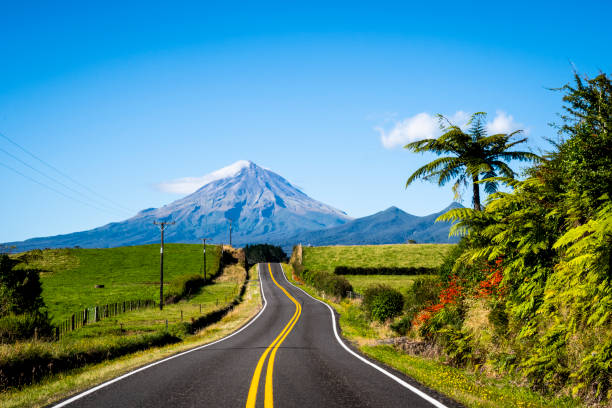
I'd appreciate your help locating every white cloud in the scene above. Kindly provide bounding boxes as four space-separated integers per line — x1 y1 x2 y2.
377 110 525 149
376 112 439 149
156 160 252 194
486 110 522 134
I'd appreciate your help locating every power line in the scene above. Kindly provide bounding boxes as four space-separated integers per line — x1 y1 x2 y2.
0 161 124 216
0 147 131 217
0 133 135 214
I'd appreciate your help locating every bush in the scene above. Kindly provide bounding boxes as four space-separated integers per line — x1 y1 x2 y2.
0 255 45 316
334 266 436 275
165 274 205 303
302 270 353 298
363 285 404 322
0 313 54 343
390 315 412 335
404 277 440 312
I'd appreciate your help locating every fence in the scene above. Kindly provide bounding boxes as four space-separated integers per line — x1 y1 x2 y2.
55 299 157 339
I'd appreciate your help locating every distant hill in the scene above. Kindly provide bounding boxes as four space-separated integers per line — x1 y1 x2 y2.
271 203 462 247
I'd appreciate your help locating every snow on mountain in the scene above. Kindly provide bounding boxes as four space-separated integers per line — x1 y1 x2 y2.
155 160 253 194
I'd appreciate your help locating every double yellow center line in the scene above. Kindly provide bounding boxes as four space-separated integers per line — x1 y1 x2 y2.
246 263 302 408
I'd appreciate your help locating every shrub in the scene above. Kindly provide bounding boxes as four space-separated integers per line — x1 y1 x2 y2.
363 285 404 322
334 266 436 275
404 276 440 313
0 313 54 343
302 270 353 298
0 255 45 316
390 315 412 335
166 274 205 303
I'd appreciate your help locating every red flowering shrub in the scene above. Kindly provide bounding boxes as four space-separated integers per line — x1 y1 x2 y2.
476 258 505 299
413 275 464 327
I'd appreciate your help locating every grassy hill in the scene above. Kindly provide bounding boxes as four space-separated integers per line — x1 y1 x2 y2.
301 244 453 272
15 244 221 323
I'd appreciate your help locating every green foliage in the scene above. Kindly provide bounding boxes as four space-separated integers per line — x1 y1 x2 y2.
362 285 404 322
405 112 539 210
302 269 353 298
0 255 45 316
390 314 412 335
0 313 54 343
244 244 287 266
165 274 206 303
487 300 508 338
432 72 612 402
404 276 440 314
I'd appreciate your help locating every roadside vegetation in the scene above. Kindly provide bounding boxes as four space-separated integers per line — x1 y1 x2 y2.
0 264 262 408
0 244 253 401
287 72 611 407
15 244 222 323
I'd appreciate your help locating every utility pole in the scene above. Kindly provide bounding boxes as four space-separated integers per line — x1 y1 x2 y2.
154 220 175 310
201 238 209 282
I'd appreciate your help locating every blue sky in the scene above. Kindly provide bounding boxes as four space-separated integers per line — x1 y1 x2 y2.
1 1 611 242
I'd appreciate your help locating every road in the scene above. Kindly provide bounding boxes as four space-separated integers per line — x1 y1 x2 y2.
53 263 456 408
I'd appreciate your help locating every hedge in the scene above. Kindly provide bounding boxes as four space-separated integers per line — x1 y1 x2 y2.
302 270 353 298
334 266 437 275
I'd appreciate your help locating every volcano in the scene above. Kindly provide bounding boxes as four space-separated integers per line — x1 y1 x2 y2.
7 161 351 250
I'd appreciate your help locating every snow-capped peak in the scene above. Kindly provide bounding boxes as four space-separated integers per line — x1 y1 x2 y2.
156 160 254 194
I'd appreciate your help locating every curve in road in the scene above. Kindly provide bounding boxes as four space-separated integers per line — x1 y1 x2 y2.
52 263 455 408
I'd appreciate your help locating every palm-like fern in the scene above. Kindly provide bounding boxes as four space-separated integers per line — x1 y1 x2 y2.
404 112 539 210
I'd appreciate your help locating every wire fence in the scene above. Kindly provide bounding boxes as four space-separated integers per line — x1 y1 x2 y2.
55 299 157 339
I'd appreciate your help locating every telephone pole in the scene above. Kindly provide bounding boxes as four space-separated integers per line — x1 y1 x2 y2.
201 238 209 282
154 220 175 310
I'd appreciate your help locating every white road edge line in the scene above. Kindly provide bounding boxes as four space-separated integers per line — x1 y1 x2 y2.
280 264 449 408
53 264 269 408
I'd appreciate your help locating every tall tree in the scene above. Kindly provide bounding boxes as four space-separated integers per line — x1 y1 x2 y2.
404 112 539 210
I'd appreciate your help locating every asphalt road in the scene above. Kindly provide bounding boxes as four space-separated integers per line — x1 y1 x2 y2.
53 263 455 408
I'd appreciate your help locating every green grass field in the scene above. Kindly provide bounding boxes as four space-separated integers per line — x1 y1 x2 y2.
16 244 221 323
343 275 430 296
60 263 245 342
301 244 453 272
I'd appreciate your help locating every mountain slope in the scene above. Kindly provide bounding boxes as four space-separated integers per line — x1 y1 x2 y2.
6 161 351 251
272 203 462 247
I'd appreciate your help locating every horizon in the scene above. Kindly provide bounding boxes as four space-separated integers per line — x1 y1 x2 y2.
1 1 611 242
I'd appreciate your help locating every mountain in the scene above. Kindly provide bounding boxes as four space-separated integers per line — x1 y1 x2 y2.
5 161 351 251
271 203 462 247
